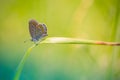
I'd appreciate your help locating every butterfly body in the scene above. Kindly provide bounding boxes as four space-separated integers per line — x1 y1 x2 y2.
29 19 48 43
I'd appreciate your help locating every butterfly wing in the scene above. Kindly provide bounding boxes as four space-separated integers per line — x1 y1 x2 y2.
29 20 38 41
35 23 48 40
29 19 48 42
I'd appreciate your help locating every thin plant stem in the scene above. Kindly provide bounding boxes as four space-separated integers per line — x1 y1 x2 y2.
13 44 36 80
41 37 120 46
13 37 120 80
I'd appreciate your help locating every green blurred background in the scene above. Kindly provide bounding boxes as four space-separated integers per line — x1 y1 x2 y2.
0 0 120 80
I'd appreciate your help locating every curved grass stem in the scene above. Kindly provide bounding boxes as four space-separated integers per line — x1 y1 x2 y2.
13 44 36 80
41 37 120 46
13 37 120 80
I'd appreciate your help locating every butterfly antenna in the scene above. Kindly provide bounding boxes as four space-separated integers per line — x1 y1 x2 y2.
24 39 31 43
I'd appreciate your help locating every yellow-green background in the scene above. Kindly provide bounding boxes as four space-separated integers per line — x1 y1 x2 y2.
0 0 120 80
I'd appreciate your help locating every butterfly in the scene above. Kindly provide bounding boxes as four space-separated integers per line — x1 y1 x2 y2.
29 19 48 44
